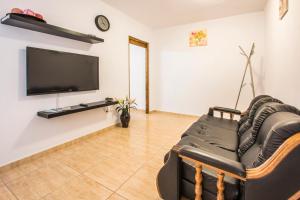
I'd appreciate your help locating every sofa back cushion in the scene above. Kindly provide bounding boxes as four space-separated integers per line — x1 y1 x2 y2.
238 95 271 127
241 112 300 168
238 102 282 154
238 103 300 157
238 97 282 137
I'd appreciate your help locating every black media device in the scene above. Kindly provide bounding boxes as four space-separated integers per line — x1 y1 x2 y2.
105 97 114 102
26 47 99 96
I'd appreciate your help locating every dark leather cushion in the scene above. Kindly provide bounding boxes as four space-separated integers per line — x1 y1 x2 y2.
238 103 300 157
182 115 238 151
237 102 280 153
244 95 271 114
196 115 238 131
253 112 300 167
177 136 238 160
175 136 240 199
241 112 300 168
238 95 271 127
238 97 282 137
179 146 245 177
239 102 281 149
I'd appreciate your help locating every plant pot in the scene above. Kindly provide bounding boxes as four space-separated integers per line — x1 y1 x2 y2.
120 110 130 128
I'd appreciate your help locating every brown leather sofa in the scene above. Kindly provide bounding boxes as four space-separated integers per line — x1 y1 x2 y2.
157 95 300 200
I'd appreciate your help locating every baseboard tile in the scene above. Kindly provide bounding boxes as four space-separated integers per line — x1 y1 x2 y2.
0 111 196 170
0 124 118 171
150 110 199 118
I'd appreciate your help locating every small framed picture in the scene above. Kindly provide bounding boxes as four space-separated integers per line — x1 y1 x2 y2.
189 29 208 47
279 0 288 20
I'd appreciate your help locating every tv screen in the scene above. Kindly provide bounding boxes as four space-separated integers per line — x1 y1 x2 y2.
26 47 99 96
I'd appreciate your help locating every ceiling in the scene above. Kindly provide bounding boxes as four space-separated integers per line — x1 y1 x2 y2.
102 0 267 29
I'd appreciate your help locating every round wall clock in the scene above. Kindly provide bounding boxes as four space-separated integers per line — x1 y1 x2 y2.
95 15 110 32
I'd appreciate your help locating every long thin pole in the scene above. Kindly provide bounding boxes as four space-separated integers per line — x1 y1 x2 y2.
248 44 256 98
234 59 249 109
249 61 255 98
235 43 255 109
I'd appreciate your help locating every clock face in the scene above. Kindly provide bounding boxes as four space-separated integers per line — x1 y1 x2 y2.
95 15 110 32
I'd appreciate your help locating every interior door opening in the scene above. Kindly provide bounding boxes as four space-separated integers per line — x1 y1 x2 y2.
128 36 149 113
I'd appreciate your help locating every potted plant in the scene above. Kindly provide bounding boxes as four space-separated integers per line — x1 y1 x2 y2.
116 97 137 128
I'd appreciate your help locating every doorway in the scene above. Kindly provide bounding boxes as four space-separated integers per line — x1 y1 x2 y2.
128 36 149 113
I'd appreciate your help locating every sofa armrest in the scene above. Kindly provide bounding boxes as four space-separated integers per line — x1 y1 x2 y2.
179 146 246 179
208 107 241 118
213 107 241 115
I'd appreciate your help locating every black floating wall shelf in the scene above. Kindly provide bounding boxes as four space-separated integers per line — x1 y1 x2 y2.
37 100 118 119
1 13 104 44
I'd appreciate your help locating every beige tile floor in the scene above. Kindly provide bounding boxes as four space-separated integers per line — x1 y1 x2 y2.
0 111 197 200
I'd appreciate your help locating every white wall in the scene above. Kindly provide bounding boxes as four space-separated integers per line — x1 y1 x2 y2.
0 0 152 166
264 0 300 108
0 0 269 167
153 12 265 116
129 44 146 110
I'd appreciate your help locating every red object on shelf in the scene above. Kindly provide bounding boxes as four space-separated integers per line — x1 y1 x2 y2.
34 13 43 20
11 8 23 14
23 9 35 17
10 8 45 21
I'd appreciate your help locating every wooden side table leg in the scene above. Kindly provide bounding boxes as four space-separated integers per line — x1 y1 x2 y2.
195 164 203 200
217 172 225 200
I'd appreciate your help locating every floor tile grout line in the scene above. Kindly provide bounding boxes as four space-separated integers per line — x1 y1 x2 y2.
0 147 82 185
105 191 129 200
0 166 37 185
40 173 115 199
81 173 116 193
81 159 145 195
0 112 195 200
3 152 159 200
38 154 115 199
78 144 162 198
1 177 21 200
7 155 93 200
112 161 148 195
36 166 82 200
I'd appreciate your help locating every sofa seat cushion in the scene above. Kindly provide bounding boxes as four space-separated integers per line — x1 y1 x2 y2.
178 136 239 160
182 115 238 151
163 135 238 164
175 136 240 199
164 135 240 200
197 115 238 131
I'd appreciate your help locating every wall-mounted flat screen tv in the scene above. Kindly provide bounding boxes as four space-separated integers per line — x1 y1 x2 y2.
26 47 99 96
